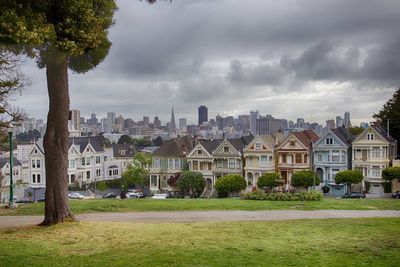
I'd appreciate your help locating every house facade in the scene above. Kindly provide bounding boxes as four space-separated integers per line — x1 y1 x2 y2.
187 139 222 189
313 127 354 195
149 136 194 192
352 126 397 194
0 157 24 202
243 134 283 186
276 130 319 185
212 136 253 181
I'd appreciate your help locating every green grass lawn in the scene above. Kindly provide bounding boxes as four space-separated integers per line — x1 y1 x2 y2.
0 218 399 266
1 198 400 216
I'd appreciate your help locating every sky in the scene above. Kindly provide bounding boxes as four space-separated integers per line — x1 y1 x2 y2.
14 0 400 126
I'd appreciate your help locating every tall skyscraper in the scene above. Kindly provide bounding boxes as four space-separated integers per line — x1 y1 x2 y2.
69 109 80 131
250 110 259 134
216 114 223 130
336 116 343 128
170 107 176 130
256 115 282 135
153 116 161 128
198 105 208 125
344 111 351 128
143 116 150 126
179 118 187 129
326 119 335 129
107 112 116 124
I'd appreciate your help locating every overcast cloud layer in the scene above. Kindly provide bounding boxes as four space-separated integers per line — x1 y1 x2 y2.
15 0 400 125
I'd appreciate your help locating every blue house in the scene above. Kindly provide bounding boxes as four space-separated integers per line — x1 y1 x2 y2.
313 127 355 196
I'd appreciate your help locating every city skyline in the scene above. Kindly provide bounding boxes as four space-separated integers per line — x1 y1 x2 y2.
13 0 400 125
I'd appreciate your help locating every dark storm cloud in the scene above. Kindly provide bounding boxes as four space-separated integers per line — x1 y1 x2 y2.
13 0 400 124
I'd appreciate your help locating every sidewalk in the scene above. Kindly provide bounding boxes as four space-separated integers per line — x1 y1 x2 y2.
1 210 400 229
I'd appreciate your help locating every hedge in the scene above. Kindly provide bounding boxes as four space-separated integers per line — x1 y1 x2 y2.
240 189 323 201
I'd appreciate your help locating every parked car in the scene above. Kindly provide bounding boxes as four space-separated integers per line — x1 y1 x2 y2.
68 192 85 199
126 190 144 199
342 192 366 199
102 192 118 198
392 191 400 199
151 193 167 199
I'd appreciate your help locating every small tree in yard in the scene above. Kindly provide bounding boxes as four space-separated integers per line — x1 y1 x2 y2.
334 170 363 194
215 174 246 198
121 153 151 190
257 173 280 188
291 170 320 190
177 171 205 198
97 181 108 193
382 167 400 182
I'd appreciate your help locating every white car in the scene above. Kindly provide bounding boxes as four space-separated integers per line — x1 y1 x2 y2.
151 193 167 199
68 192 85 199
126 190 144 199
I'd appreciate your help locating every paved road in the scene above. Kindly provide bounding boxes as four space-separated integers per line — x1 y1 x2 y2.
1 210 400 229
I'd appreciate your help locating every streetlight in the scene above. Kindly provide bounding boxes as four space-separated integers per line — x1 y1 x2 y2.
8 125 14 208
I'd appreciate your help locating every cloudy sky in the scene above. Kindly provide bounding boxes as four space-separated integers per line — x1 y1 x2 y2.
15 0 400 126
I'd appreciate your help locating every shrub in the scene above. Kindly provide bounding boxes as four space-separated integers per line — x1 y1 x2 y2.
322 185 330 194
291 170 320 189
383 181 392 193
257 173 280 188
215 174 246 198
334 170 363 193
240 190 323 201
177 171 205 198
382 167 400 182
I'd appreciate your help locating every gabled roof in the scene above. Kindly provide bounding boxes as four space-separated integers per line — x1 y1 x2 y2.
153 136 194 157
227 136 254 153
244 135 278 152
111 144 136 158
331 127 356 146
0 157 21 168
353 126 395 144
292 130 319 148
200 139 224 155
70 136 104 153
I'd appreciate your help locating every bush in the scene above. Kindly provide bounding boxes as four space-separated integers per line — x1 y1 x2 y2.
334 170 363 193
177 171 205 198
240 189 323 201
383 181 392 193
215 174 246 198
257 173 280 188
291 170 320 189
382 167 400 182
322 185 330 194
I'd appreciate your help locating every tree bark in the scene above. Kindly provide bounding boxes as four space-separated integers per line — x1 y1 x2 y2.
40 56 75 226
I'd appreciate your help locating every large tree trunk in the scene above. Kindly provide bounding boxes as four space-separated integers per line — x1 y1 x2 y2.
40 57 75 226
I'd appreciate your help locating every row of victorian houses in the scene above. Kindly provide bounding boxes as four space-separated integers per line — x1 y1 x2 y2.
1 136 136 201
149 126 398 196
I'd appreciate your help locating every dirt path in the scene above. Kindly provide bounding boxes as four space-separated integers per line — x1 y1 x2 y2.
1 210 399 229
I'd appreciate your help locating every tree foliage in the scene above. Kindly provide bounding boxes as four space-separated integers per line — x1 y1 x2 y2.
382 167 400 182
97 181 108 192
215 174 246 197
121 152 151 189
291 170 320 189
16 129 41 143
176 171 205 198
334 170 363 193
257 173 280 188
349 126 365 136
373 88 400 152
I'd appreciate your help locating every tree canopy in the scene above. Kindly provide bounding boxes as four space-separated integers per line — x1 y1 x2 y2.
177 171 205 198
215 174 246 197
382 167 400 182
121 152 151 189
291 170 320 189
334 170 363 193
373 88 400 152
257 173 280 188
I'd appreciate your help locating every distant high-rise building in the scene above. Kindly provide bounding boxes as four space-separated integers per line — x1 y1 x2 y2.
326 119 335 129
256 115 282 135
101 118 112 133
69 109 80 131
216 114 223 130
107 112 116 124
224 116 235 128
87 113 98 125
360 122 369 129
179 118 187 129
344 111 351 128
237 115 250 131
296 118 305 128
250 110 259 134
170 107 176 130
153 116 161 128
336 116 344 128
143 116 150 126
198 105 208 125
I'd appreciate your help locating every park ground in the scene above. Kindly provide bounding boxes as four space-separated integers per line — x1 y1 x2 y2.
1 197 400 216
0 218 399 266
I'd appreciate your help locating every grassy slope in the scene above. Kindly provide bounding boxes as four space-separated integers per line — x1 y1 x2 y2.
1 198 400 216
0 218 399 266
